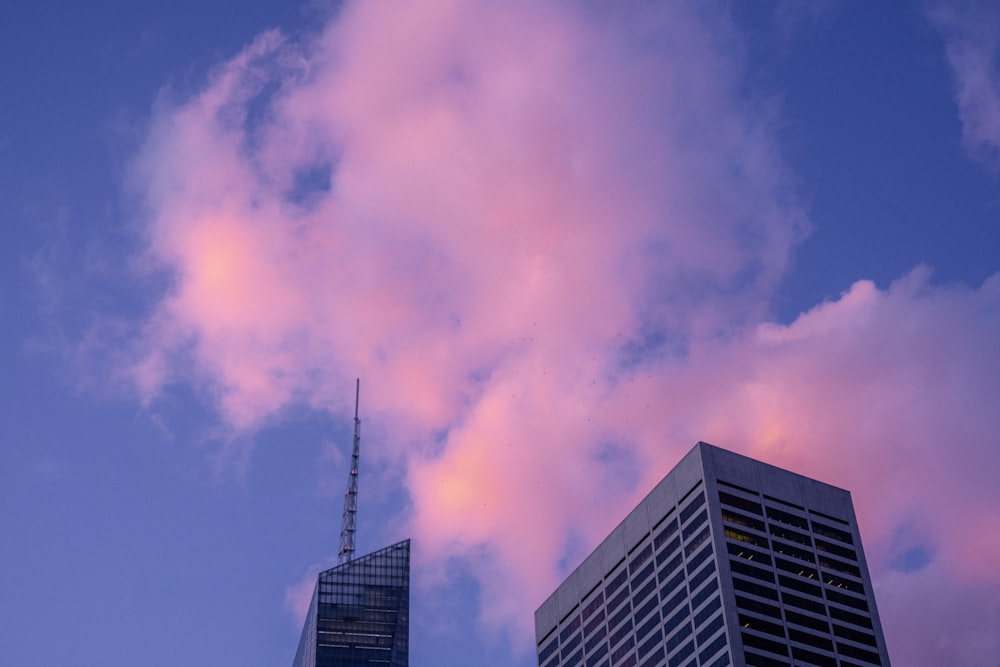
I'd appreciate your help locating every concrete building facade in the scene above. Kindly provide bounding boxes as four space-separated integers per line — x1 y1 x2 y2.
535 442 890 667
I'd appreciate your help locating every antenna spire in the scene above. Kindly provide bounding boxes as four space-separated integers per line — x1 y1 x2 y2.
338 378 361 565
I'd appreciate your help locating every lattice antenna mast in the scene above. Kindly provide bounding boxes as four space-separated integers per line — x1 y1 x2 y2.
338 378 361 565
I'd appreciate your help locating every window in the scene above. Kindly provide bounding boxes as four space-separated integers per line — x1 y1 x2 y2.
560 632 582 659
727 541 772 566
657 549 682 574
582 589 605 621
720 491 763 515
632 577 658 608
610 635 635 662
637 631 662 660
730 558 775 583
638 644 664 667
787 627 832 651
785 609 830 633
735 595 782 619
584 623 607 652
733 577 779 601
688 560 717 591
683 510 708 540
699 638 730 666
586 642 608 666
723 510 766 532
744 649 791 667
769 525 812 547
741 631 790 656
654 518 679 549
605 566 628 596
690 580 719 609
694 595 722 627
629 543 653 572
826 589 870 612
811 521 853 545
740 614 786 639
818 556 861 579
583 607 606 636
607 602 633 633
608 620 633 650
814 538 857 561
538 638 559 664
635 612 662 643
790 645 836 667
607 586 630 614
836 642 883 665
667 623 691 651
561 615 581 641
697 615 725 645
685 527 711 554
680 491 707 523
778 574 821 598
828 605 873 629
771 540 814 563
725 528 768 548
774 557 818 580
780 592 825 615
765 506 808 530
561 647 583 666
671 639 695 664
661 588 686 617
686 544 713 573
631 562 655 590
822 572 863 594
832 624 878 647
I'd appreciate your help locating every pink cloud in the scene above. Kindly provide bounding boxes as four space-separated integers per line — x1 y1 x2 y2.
407 268 1000 654
121 0 1000 662
877 562 1000 665
128 0 804 432
928 0 1000 167
284 564 323 628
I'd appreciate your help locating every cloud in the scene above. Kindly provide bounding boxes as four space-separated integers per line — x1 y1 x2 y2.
118 0 1000 662
126 0 807 442
877 562 1000 665
675 270 1000 660
928 0 1000 167
407 267 1000 656
284 563 323 628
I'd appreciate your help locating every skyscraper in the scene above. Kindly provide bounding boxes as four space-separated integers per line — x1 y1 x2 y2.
292 380 411 666
535 442 891 667
292 539 411 667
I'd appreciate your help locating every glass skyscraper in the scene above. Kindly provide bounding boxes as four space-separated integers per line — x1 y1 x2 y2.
293 539 411 667
535 442 891 667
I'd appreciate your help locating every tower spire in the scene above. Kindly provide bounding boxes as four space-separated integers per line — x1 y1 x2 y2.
338 378 361 565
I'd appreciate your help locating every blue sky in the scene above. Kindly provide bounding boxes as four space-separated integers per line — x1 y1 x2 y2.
2 2 999 666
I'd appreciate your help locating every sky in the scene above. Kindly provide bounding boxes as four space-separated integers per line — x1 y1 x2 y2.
2 1 999 665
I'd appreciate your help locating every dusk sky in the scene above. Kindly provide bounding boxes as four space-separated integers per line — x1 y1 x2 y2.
2 1 1000 665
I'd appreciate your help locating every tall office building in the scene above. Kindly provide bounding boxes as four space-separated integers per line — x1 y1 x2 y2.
292 539 411 667
535 442 891 667
292 380 411 666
